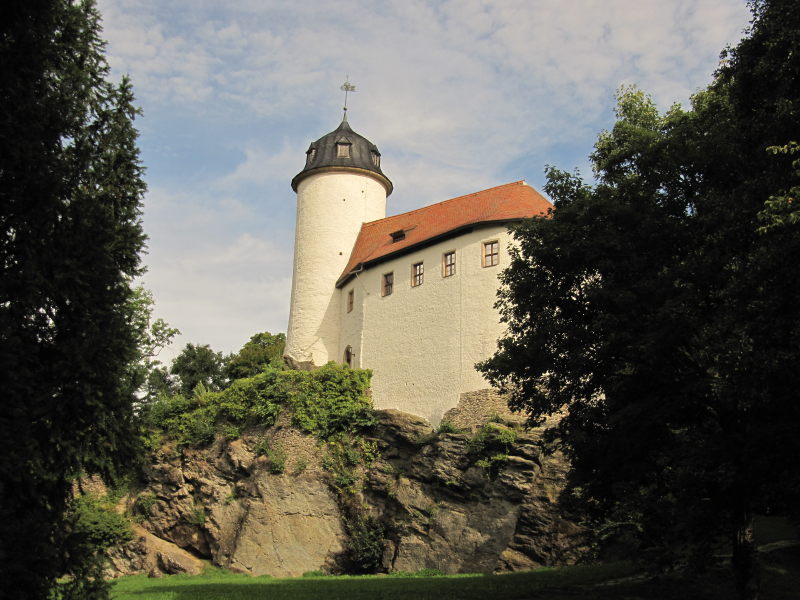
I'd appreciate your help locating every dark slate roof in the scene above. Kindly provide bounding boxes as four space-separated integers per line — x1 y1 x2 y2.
291 117 393 195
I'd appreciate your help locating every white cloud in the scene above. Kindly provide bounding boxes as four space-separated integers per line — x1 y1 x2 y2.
97 0 752 357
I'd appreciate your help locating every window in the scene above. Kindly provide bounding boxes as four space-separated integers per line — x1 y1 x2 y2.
382 272 393 296
483 240 499 267
306 147 317 164
411 262 424 287
390 230 405 243
371 151 381 167
336 142 351 158
344 346 353 367
443 251 456 277
347 289 354 313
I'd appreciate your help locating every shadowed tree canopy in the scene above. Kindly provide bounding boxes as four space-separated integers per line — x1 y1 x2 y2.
171 342 228 397
226 331 286 380
0 1 147 597
478 1 800 599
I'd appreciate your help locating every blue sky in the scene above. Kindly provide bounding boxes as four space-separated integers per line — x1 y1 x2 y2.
96 0 751 360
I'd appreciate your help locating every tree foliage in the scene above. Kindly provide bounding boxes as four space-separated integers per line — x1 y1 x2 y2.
127 285 180 399
0 1 146 596
170 342 228 397
226 331 286 380
143 362 374 447
479 1 800 598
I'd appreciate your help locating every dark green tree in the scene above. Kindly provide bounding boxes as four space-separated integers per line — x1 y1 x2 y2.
226 331 286 380
478 1 800 598
170 343 228 396
0 1 146 597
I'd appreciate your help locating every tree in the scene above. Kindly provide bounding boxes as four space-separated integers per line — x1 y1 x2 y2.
226 331 286 380
0 1 147 597
170 343 228 397
128 285 180 403
478 1 800 598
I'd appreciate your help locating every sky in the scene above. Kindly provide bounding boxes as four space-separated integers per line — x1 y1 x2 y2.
95 0 752 362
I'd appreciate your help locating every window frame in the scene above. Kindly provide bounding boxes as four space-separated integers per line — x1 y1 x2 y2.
442 251 456 277
382 272 394 296
482 240 499 268
347 289 354 313
411 262 424 287
336 142 351 158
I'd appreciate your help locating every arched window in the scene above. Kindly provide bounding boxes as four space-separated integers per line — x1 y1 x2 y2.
343 346 353 367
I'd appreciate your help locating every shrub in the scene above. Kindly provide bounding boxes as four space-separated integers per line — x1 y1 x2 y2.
51 494 133 600
185 504 206 526
223 424 242 440
253 439 287 474
133 493 158 521
288 363 376 440
344 516 386 574
140 362 373 448
436 420 464 434
467 423 517 476
267 446 287 474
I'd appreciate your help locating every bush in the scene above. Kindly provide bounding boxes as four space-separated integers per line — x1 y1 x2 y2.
50 494 133 600
436 420 464 434
288 363 376 440
267 446 287 474
141 362 373 447
344 516 386 574
133 493 158 521
467 423 517 476
185 504 206 526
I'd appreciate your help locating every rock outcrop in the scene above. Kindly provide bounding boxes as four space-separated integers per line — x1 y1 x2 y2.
110 396 583 578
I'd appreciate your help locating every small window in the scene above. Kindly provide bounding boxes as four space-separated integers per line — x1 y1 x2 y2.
390 230 405 243
371 151 380 167
443 251 456 277
347 289 354 313
306 147 317 165
382 272 394 296
411 262 424 287
337 143 351 158
483 241 499 267
344 346 353 367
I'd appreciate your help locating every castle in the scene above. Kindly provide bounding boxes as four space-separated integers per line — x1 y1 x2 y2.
285 116 553 423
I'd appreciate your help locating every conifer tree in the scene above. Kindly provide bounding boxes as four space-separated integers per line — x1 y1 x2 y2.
0 1 146 597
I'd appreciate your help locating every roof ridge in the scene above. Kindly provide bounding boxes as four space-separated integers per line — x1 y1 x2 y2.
362 180 527 227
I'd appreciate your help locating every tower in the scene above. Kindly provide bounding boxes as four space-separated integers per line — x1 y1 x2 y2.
284 116 392 368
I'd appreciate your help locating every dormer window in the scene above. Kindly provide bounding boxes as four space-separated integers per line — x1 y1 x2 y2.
336 142 351 158
371 151 380 167
390 230 405 243
306 147 317 165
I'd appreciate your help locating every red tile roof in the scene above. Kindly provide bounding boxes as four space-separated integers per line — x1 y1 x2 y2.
336 181 553 287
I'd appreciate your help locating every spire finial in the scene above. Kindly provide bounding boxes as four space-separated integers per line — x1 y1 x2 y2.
340 76 356 120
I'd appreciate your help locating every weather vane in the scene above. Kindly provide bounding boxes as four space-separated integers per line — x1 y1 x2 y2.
340 76 356 117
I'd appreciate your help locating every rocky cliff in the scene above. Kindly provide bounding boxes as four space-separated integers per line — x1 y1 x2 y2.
110 392 583 578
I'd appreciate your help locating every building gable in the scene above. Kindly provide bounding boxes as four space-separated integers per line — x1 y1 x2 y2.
336 181 552 287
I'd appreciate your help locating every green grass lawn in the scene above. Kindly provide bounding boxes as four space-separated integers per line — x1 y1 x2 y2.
111 547 800 600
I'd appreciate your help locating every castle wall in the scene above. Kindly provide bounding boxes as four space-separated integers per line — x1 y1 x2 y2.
339 224 512 423
285 171 387 367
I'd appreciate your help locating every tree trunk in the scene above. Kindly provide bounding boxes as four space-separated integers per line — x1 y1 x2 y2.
732 508 759 600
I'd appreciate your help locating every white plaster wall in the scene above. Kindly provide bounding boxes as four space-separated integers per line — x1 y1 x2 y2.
286 171 387 366
339 225 512 423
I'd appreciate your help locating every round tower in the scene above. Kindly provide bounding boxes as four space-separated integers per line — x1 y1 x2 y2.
285 117 392 368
